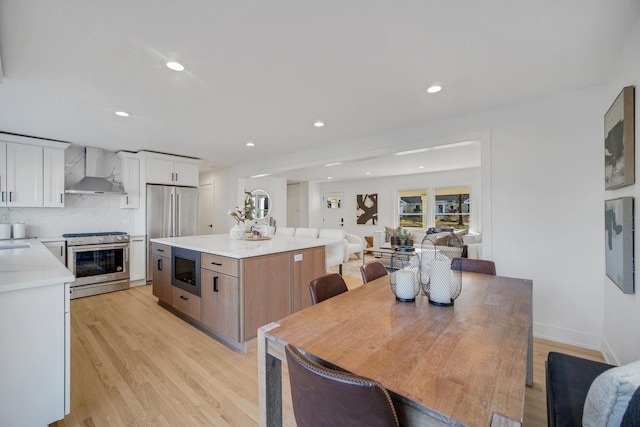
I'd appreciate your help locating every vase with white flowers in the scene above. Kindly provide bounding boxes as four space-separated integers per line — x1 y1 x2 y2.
227 191 255 240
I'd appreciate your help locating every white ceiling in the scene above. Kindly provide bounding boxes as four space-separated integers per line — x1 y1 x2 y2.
0 1 638 181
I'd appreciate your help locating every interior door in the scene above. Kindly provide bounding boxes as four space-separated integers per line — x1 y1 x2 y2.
199 183 215 234
323 192 344 228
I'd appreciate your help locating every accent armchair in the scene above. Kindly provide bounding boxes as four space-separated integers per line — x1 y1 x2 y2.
345 233 365 262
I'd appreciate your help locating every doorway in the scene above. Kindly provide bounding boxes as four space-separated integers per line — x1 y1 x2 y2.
199 183 214 234
323 192 344 228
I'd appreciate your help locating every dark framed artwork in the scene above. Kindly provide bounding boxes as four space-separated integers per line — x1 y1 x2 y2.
605 197 634 294
604 86 635 190
356 194 378 225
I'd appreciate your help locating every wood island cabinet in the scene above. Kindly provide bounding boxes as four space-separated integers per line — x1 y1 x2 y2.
201 263 239 342
242 252 291 341
151 243 171 302
291 246 326 312
172 286 201 320
150 237 326 352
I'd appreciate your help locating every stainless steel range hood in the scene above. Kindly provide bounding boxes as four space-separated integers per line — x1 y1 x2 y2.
65 147 127 196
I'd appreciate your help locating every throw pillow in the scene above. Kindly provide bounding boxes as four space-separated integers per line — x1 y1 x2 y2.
583 360 640 427
385 226 395 242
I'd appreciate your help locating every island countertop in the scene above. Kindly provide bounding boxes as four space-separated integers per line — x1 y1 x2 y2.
0 239 75 294
150 234 339 259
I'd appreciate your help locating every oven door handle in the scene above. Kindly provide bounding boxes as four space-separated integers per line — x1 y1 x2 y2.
68 243 130 253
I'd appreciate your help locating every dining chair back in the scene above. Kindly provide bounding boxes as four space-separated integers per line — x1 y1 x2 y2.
295 227 319 238
360 261 388 284
285 344 400 427
309 273 348 305
275 226 295 236
451 257 496 275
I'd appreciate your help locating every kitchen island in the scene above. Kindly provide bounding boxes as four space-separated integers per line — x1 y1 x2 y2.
150 234 334 351
0 239 75 426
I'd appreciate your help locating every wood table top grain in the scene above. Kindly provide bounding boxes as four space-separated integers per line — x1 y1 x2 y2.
263 272 533 427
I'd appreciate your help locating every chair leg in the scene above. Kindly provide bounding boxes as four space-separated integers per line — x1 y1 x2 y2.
339 264 343 275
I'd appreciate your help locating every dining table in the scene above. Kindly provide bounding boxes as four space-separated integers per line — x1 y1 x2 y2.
258 271 533 427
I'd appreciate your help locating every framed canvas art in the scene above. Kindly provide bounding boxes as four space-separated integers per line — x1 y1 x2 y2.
604 86 635 190
356 194 378 225
604 197 634 294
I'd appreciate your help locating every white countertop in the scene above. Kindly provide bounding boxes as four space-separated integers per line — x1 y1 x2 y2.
0 239 75 293
151 234 339 258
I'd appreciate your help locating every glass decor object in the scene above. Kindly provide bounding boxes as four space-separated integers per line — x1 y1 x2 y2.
389 248 420 302
420 237 462 306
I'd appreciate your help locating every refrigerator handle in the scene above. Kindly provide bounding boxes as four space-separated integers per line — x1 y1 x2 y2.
170 191 175 237
176 193 181 236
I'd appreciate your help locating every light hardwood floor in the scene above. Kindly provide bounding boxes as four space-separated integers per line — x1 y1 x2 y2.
51 284 604 427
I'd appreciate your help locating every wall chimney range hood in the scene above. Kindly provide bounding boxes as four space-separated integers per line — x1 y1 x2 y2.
65 147 127 196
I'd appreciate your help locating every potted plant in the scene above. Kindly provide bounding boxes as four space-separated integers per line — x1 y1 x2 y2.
390 226 403 247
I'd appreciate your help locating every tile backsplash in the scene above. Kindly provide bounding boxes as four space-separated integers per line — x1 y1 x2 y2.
0 144 138 238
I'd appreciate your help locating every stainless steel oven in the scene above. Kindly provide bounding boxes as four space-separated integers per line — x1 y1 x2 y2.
64 232 130 299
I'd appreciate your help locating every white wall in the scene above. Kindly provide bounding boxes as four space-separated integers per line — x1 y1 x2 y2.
221 86 605 350
601 16 640 365
317 168 481 241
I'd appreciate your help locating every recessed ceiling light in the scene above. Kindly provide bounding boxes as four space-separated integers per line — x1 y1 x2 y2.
365 172 371 175
166 61 185 72
418 166 424 169
313 121 325 127
115 111 130 117
426 83 443 94
325 162 341 167
250 173 270 178
246 141 255 147
327 176 333 180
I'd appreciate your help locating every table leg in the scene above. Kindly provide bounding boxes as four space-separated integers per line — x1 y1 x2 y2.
526 321 533 386
258 323 283 427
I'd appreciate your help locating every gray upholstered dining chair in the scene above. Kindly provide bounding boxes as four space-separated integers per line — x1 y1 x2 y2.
450 257 496 275
285 344 400 427
309 273 348 305
360 260 388 284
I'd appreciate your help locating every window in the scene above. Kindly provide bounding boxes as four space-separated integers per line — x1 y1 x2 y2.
434 186 470 230
398 190 426 228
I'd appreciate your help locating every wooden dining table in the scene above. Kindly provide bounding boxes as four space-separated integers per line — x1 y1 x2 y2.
258 272 533 427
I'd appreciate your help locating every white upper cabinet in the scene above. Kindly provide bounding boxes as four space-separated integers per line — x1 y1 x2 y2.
0 134 69 208
142 153 199 187
43 147 65 207
6 142 43 207
173 161 199 187
117 152 140 208
0 141 6 205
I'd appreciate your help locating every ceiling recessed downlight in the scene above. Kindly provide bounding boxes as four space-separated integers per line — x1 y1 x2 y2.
325 162 341 167
115 111 130 117
166 61 185 71
250 173 270 178
426 83 443 94
313 121 325 127
246 141 255 147
365 172 371 175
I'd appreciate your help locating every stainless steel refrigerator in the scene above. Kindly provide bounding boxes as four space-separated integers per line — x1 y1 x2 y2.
146 184 199 282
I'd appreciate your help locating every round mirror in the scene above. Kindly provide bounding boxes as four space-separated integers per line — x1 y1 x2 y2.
247 189 271 220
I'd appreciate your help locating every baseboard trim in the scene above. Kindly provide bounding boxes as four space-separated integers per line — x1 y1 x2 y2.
534 321 601 351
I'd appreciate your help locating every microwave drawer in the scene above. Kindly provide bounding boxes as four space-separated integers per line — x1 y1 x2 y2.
201 253 239 277
151 243 171 258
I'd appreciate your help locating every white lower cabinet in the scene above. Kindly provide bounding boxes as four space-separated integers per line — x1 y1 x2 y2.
129 235 146 284
0 282 69 425
42 240 66 265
